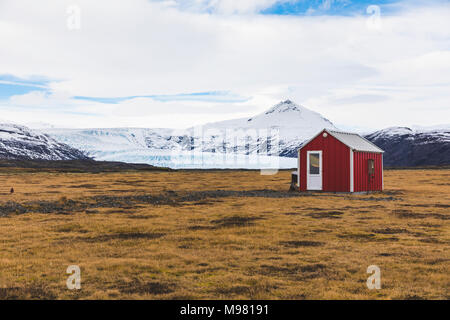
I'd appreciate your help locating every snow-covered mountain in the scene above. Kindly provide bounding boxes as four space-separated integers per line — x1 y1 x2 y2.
0 121 90 160
3 100 448 168
41 100 336 168
202 100 335 138
365 126 450 167
199 100 336 156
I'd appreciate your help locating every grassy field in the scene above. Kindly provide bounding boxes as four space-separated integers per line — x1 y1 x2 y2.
0 168 448 299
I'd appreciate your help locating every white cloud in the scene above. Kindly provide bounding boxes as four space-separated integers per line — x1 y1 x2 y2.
0 0 449 130
1 90 277 129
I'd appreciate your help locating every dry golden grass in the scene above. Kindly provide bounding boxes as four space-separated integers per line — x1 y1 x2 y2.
0 168 448 300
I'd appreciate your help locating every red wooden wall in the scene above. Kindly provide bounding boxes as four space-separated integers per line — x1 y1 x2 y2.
299 131 350 192
353 152 383 192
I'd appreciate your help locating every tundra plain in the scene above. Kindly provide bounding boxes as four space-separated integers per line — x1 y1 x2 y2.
0 167 448 299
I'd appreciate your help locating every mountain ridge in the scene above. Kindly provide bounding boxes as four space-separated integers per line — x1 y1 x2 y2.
0 121 90 161
39 100 336 168
1 100 449 168
364 126 450 167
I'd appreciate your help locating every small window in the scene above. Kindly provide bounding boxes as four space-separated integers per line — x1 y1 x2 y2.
309 153 320 175
368 159 375 175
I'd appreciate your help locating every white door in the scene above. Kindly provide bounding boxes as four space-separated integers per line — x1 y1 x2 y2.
307 151 322 190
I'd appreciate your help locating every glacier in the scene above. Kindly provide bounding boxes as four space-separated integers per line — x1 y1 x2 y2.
39 100 334 169
93 149 297 169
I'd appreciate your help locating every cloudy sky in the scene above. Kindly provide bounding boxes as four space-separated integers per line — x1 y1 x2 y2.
0 0 449 130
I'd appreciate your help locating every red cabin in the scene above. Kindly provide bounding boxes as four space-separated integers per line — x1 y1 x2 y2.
296 129 384 192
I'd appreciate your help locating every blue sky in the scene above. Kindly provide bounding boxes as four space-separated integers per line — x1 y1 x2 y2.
0 75 50 100
73 91 249 104
0 74 248 104
261 0 401 16
168 0 442 15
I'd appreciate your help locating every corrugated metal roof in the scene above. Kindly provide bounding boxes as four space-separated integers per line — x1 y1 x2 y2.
328 130 384 153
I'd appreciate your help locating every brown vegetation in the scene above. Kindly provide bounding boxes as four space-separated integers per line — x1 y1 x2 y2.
0 168 448 299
